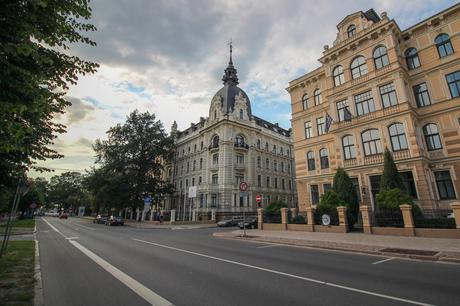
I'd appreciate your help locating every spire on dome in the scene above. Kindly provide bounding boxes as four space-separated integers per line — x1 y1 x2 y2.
222 39 239 85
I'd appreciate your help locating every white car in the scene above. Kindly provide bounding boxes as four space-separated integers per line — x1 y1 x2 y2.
447 212 455 219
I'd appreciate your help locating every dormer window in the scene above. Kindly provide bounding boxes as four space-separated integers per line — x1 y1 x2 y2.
347 24 356 38
239 109 243 119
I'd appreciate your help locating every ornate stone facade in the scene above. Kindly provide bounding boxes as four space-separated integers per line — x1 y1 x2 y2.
288 5 460 211
165 51 296 220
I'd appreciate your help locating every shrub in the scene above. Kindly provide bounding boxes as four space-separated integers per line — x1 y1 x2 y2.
376 188 422 217
332 167 359 227
265 200 287 214
291 215 306 224
380 148 405 191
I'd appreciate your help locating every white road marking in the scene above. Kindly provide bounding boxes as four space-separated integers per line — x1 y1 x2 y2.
69 240 173 306
257 244 282 249
373 257 395 265
65 237 79 240
133 238 433 306
41 217 60 233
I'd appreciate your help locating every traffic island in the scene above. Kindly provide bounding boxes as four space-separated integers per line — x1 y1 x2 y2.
0 240 36 305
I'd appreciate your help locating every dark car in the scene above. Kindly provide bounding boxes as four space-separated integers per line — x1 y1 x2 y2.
93 214 108 224
238 217 258 229
105 216 124 226
217 219 234 227
59 212 68 219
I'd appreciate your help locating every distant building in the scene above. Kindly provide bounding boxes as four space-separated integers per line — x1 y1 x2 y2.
287 4 460 211
165 46 296 220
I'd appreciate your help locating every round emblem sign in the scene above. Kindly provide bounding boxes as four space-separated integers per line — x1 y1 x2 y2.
239 181 248 192
321 214 331 226
255 194 262 203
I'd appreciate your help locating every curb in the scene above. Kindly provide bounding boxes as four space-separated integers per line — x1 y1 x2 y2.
213 232 460 264
33 227 44 306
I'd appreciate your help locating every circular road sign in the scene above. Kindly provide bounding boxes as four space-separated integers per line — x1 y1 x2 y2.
322 214 331 226
255 194 262 203
30 202 37 209
239 181 248 192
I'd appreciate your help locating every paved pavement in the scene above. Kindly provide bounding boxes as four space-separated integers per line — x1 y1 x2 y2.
36 217 460 306
215 229 460 262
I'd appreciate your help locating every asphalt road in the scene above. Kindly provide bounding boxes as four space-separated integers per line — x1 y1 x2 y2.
37 217 460 306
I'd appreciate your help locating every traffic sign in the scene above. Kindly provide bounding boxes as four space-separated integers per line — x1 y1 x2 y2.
255 195 262 203
239 181 248 192
143 196 152 204
322 214 331 226
30 202 37 209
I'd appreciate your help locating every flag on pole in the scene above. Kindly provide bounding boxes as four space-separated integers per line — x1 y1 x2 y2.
325 113 333 132
344 107 353 122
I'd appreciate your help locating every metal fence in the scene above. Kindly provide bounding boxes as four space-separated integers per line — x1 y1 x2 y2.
264 212 281 224
314 209 339 226
373 209 404 228
414 209 456 229
288 211 307 224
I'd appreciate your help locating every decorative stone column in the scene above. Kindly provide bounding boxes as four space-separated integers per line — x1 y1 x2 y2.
360 205 372 234
450 202 460 229
305 207 314 232
337 206 349 233
170 209 176 224
257 208 264 230
281 208 288 230
400 204 415 236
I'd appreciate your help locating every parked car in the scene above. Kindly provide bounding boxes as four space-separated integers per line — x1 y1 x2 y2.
59 212 68 219
51 212 59 217
238 217 258 229
217 219 234 227
447 212 455 219
105 216 124 226
93 214 108 224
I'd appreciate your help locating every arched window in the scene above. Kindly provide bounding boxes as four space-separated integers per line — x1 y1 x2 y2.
350 56 368 79
307 151 315 171
388 123 408 151
405 48 420 70
361 129 382 156
199 158 203 169
373 45 389 69
265 142 269 151
265 158 270 169
314 89 322 105
342 135 356 160
256 139 261 149
319 148 329 169
333 65 345 86
235 135 245 147
239 109 244 120
347 24 356 38
423 123 442 151
435 33 454 58
257 156 261 168
302 94 308 110
211 135 219 148
192 160 196 171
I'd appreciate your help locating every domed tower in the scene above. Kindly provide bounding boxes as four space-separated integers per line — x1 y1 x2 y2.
209 43 252 121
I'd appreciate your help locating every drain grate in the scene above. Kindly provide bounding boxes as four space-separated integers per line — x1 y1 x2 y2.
380 248 438 256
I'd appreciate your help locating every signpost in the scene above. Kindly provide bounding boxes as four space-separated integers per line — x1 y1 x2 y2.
255 194 262 207
143 196 152 221
239 182 248 237
188 186 197 221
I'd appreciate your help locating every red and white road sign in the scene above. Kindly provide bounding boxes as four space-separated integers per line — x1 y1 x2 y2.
255 195 262 203
239 181 248 192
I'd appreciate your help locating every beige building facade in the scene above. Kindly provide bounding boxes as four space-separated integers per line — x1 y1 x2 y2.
288 5 460 211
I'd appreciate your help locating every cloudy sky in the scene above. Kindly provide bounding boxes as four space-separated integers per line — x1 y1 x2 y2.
30 0 455 179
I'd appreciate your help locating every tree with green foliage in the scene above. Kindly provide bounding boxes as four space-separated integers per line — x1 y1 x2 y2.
380 148 405 191
0 0 98 191
265 200 287 214
317 190 346 217
48 172 89 211
93 111 175 216
332 167 359 226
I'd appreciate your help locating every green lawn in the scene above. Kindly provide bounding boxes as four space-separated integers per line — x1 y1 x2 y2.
0 218 35 228
0 240 36 306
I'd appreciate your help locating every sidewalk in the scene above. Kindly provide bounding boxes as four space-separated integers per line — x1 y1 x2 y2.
124 220 217 230
214 229 460 263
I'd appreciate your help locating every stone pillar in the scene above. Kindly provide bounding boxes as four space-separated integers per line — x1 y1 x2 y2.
305 207 314 232
211 209 216 221
170 209 176 224
337 206 349 233
281 208 288 230
257 208 264 230
192 209 197 222
400 204 415 236
450 202 460 229
290 208 297 219
360 205 372 234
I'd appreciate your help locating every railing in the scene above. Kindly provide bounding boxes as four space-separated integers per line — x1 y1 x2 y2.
210 164 218 171
382 104 400 116
264 212 281 224
234 163 245 170
289 212 307 224
364 154 383 165
208 144 219 150
350 74 370 86
234 143 249 150
314 209 339 226
343 158 357 168
428 150 445 159
373 209 404 228
393 149 411 160
414 209 456 229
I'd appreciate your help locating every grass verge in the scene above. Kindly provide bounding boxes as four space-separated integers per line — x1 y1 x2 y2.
0 219 36 228
0 240 36 305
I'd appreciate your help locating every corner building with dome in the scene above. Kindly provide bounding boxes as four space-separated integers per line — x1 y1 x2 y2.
164 49 297 220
